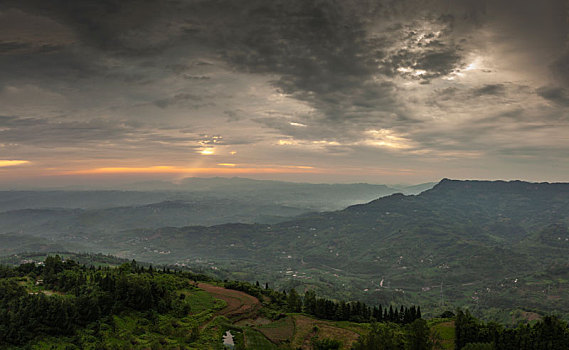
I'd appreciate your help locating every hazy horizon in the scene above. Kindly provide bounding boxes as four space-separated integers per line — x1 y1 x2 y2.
1 174 567 192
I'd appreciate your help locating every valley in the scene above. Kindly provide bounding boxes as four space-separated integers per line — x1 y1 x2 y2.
2 179 569 323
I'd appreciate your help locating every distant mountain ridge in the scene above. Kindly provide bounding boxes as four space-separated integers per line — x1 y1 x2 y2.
87 178 569 318
3 178 568 319
0 178 433 241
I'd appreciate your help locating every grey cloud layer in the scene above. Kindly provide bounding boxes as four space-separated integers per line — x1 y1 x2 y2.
0 0 568 181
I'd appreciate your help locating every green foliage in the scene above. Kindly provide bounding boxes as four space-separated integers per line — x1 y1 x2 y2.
243 328 278 349
287 288 302 313
6 180 569 321
407 319 432 350
351 323 405 350
461 344 493 350
0 256 206 348
4 252 569 350
455 309 569 349
312 337 342 350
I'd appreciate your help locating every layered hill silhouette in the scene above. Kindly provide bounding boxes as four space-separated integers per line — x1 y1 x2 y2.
97 179 569 317
2 179 569 318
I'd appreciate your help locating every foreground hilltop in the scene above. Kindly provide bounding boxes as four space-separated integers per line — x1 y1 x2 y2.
2 255 567 349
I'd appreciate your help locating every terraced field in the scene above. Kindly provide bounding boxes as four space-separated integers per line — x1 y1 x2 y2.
194 283 366 349
257 316 296 344
243 328 278 349
292 315 364 349
193 282 455 350
198 282 261 320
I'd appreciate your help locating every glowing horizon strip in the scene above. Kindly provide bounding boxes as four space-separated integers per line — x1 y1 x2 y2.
0 160 30 167
61 165 320 175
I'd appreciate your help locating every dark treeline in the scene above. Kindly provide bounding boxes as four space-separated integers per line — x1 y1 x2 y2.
351 318 433 350
298 289 421 324
455 309 569 350
225 281 421 324
0 256 198 346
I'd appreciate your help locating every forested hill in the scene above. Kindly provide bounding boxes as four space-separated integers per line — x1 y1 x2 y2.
2 255 569 349
95 179 569 320
0 255 425 349
2 179 569 322
349 178 569 216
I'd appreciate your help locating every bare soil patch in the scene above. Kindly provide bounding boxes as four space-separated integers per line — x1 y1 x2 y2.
198 283 261 321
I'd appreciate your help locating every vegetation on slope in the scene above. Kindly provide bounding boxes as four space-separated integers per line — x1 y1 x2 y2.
1 254 567 349
0 255 421 349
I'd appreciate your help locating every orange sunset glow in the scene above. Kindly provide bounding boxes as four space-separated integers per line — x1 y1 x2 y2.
62 165 320 176
0 160 30 167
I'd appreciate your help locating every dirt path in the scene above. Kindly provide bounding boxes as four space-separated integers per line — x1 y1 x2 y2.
198 283 261 321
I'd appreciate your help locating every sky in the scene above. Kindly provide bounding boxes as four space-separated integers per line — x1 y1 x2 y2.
1 0 569 187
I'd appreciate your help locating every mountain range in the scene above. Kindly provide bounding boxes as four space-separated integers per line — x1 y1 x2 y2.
2 178 568 321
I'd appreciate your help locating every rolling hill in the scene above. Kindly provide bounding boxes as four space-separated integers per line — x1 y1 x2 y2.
84 179 569 319
2 179 569 320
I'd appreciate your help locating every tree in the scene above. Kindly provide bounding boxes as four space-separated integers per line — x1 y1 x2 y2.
303 290 317 315
286 289 302 313
352 323 404 350
461 344 493 350
407 319 432 350
312 337 342 350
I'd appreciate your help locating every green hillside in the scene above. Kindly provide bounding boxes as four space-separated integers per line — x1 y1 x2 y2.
2 255 567 349
2 179 569 321
0 255 420 349
67 179 568 320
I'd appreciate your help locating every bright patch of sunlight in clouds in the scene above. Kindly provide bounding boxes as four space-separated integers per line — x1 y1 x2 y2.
363 129 413 149
0 160 30 167
199 148 215 155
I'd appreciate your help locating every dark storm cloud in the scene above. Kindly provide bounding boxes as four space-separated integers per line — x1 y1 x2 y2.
0 41 65 55
0 41 31 54
211 0 400 134
537 86 569 107
0 115 133 146
1 0 472 141
1 0 168 54
0 115 205 150
472 84 506 97
153 93 206 109
1 0 569 183
376 18 463 81
0 47 106 84
189 1 469 141
551 52 569 87
224 110 245 123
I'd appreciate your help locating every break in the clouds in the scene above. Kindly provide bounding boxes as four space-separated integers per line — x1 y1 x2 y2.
0 0 568 185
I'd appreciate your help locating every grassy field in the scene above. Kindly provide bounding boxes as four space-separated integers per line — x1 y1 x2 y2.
185 289 219 313
430 319 455 350
244 328 278 349
257 316 295 344
291 314 362 350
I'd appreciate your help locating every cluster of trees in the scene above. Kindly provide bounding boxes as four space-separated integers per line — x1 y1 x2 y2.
0 256 188 346
292 289 421 324
0 280 77 343
456 309 569 349
351 319 433 350
225 279 422 324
